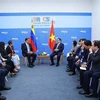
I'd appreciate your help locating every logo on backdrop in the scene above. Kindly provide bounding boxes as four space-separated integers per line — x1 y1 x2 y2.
32 17 50 22
64 43 68 45
36 37 38 40
41 31 48 34
12 38 18 40
31 17 55 27
42 43 48 46
15 50 19 53
21 31 29 34
61 30 68 33
80 30 86 33
71 36 77 39
1 32 8 34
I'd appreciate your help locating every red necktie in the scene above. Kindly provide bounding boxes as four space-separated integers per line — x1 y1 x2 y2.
10 46 14 54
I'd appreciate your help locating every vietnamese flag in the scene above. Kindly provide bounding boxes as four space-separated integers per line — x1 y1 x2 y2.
48 20 56 52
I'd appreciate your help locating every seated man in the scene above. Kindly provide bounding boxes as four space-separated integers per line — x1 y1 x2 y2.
0 67 11 100
50 38 64 67
85 71 100 98
0 57 11 90
99 88 100 100
79 40 100 96
0 93 6 100
76 40 92 89
21 38 37 68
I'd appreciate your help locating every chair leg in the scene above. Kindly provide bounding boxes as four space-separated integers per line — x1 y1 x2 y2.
5 76 8 82
24 57 28 66
60 55 63 64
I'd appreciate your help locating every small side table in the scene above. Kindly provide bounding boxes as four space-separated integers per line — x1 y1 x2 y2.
37 54 50 64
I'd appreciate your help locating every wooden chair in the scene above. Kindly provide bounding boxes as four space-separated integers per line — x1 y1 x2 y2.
53 52 64 64
22 56 33 66
22 56 28 66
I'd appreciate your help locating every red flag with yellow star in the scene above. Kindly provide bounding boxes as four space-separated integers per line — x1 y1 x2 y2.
48 20 56 52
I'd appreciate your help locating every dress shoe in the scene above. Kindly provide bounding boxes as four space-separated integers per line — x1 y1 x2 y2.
0 96 6 100
50 63 55 66
4 86 11 90
14 69 19 73
76 85 82 89
10 73 17 77
77 79 80 81
30 64 34 68
78 90 89 95
66 64 69 67
28 65 33 68
85 93 98 98
66 69 71 72
56 64 59 67
68 72 76 76
32 63 35 67
0 86 11 91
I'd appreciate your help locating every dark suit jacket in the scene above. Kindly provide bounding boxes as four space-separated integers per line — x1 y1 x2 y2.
0 42 10 59
79 48 89 62
21 43 33 57
73 45 81 57
53 43 64 53
87 50 100 72
6 46 15 55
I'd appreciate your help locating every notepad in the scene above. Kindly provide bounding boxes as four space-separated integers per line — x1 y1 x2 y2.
80 67 86 70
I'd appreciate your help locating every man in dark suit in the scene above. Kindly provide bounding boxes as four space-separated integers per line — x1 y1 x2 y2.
79 40 100 96
0 70 7 100
0 66 11 100
50 38 64 67
98 88 100 100
0 42 17 76
21 38 37 67
85 71 100 98
76 40 92 89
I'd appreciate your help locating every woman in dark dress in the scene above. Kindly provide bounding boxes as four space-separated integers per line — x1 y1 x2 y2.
0 42 18 76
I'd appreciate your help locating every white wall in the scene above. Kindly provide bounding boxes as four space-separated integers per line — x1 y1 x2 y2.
0 0 92 12
0 0 100 40
92 0 100 40
2 0 98 40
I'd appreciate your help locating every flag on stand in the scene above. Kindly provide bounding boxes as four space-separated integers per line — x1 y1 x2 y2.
48 20 56 52
30 22 38 52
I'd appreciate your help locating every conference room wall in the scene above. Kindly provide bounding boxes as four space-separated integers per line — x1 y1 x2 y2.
92 0 100 40
0 13 91 57
0 0 92 57
0 0 92 12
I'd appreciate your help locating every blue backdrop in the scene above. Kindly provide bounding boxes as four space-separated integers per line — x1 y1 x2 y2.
0 12 92 57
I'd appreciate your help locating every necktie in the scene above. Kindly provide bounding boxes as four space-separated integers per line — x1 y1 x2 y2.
89 62 93 70
87 53 90 61
10 46 14 54
89 53 96 70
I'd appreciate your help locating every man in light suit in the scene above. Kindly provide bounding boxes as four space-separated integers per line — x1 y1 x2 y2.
50 38 64 67
21 38 37 67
